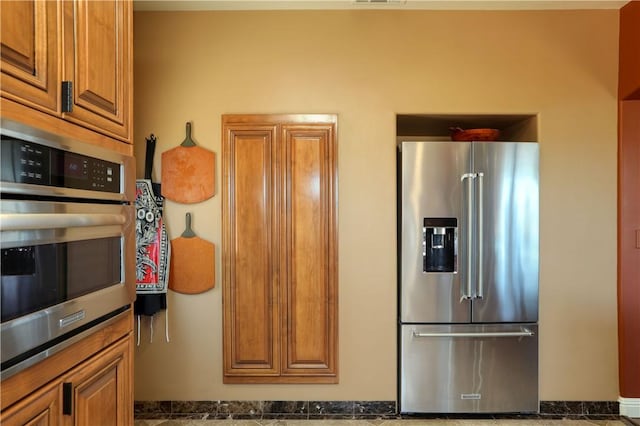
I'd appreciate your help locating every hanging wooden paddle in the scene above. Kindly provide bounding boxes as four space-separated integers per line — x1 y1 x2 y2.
161 122 215 204
168 213 215 294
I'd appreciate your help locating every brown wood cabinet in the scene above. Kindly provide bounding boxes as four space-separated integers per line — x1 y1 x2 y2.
0 0 59 114
0 311 133 426
618 0 640 402
222 114 338 383
619 0 640 100
0 2 134 421
61 0 131 141
61 336 131 426
0 0 132 143
1 383 60 426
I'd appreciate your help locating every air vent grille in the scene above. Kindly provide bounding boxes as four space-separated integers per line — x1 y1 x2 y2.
353 0 407 4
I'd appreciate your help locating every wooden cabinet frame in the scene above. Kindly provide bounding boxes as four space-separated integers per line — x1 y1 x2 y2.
222 114 338 384
0 310 134 426
0 0 132 144
617 1 640 403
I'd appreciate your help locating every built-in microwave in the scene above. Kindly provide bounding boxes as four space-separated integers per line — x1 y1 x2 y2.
0 119 136 379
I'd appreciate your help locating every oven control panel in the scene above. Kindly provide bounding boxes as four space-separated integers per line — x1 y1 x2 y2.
1 137 121 193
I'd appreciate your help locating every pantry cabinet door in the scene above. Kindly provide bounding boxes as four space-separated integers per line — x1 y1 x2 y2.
62 0 131 142
280 123 338 380
222 125 281 379
0 0 60 113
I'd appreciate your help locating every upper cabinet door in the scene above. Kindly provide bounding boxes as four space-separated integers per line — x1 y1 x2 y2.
62 0 131 142
0 0 60 113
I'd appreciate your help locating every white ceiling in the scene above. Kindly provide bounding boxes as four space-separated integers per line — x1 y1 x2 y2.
133 0 630 11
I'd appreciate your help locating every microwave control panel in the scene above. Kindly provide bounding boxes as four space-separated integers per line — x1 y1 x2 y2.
1 137 121 193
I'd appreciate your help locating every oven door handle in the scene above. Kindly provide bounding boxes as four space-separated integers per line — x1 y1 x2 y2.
0 213 126 231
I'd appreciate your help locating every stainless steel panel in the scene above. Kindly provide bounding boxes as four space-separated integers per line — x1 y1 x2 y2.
399 141 472 323
0 200 136 377
400 323 539 413
1 307 130 380
0 199 132 248
471 142 539 323
0 285 131 372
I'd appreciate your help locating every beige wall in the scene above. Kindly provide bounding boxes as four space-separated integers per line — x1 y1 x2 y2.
133 9 619 401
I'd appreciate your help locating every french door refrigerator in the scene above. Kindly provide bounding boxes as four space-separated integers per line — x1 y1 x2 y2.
397 140 539 414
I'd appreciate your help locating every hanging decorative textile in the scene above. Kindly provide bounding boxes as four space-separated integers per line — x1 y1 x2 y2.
135 134 170 344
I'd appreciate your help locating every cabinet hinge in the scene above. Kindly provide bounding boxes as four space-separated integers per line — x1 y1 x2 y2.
62 382 73 415
61 81 73 113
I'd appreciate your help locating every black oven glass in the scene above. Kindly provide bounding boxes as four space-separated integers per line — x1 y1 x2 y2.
1 237 121 323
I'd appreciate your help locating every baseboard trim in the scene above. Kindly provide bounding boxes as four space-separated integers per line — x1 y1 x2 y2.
619 397 640 418
134 400 620 420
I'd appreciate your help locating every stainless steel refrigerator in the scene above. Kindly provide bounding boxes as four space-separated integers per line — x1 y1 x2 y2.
397 140 539 414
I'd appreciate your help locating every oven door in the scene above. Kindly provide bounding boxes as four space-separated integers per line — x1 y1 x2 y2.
0 199 135 378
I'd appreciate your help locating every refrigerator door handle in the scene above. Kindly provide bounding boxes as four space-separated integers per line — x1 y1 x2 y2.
412 328 535 338
460 172 476 300
476 172 484 299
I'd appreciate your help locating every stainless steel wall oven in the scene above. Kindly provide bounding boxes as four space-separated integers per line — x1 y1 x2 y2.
0 120 135 379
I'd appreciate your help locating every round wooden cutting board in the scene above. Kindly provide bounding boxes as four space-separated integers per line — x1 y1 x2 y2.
168 213 215 294
161 122 215 204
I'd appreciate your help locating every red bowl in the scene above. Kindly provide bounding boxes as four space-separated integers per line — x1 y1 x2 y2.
450 128 500 141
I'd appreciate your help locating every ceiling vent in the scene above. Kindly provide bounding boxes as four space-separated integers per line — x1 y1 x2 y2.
353 0 407 4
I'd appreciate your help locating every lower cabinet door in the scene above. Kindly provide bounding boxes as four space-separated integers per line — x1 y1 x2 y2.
399 323 539 414
62 337 132 426
1 382 61 426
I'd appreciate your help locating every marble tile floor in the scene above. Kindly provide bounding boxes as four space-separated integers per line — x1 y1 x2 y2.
134 420 630 426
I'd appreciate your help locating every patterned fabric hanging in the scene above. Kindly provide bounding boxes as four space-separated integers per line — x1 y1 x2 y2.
135 134 170 344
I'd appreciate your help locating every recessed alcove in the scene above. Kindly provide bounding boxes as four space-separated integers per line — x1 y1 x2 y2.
396 114 538 142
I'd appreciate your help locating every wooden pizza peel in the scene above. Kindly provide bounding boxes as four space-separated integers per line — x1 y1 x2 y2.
161 122 215 204
168 213 215 294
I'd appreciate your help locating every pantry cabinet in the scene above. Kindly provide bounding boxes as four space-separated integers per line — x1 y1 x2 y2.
222 114 338 383
0 311 133 426
0 0 132 144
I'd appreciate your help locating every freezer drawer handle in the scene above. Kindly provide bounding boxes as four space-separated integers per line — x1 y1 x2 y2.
412 328 535 338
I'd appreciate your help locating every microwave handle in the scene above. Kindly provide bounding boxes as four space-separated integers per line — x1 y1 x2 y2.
0 213 126 231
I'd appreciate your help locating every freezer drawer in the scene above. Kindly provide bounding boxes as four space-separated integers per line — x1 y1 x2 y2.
400 323 538 414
